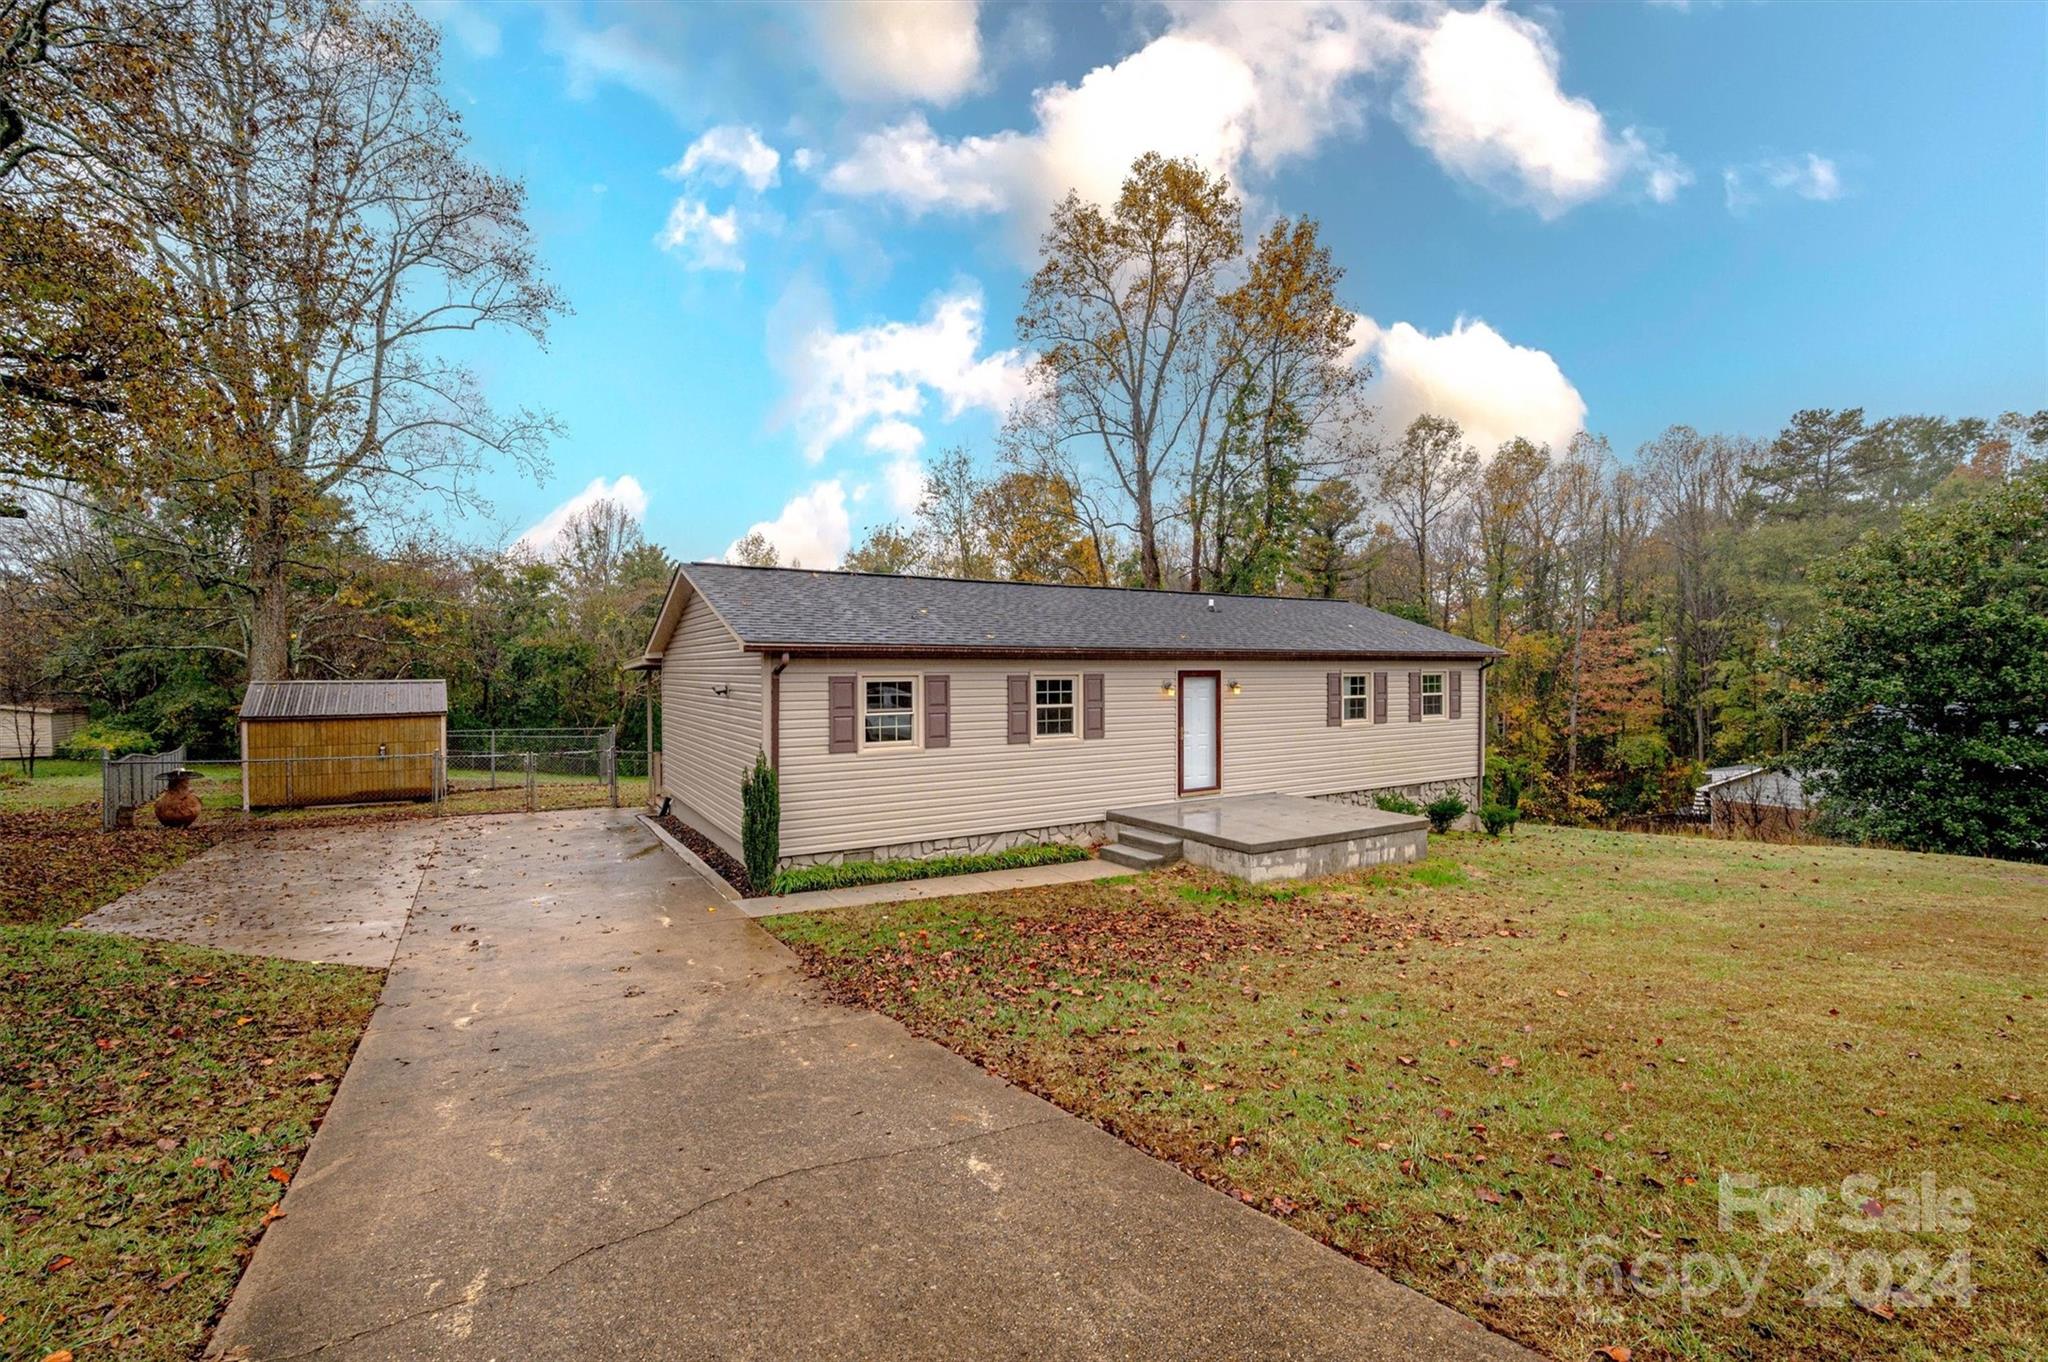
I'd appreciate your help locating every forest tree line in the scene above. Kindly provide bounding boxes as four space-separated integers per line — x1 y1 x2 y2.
3 2 2041 854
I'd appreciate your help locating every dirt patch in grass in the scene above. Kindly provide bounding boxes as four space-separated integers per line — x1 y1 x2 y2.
770 827 2047 1362
0 925 382 1361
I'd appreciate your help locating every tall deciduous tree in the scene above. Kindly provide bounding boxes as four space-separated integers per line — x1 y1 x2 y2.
1375 414 1477 627
34 0 563 680
1009 153 1241 588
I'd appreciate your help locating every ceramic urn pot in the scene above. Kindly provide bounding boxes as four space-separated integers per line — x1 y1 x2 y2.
154 769 202 828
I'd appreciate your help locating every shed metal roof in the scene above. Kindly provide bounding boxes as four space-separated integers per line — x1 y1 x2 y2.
656 563 1502 660
239 679 448 721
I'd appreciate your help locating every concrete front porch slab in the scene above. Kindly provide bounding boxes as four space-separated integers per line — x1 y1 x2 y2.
1107 793 1429 884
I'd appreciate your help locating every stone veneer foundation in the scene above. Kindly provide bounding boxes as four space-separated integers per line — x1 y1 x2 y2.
779 819 1108 869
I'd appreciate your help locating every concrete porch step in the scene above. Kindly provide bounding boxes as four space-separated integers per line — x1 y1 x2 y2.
1099 840 1180 871
1112 827 1185 858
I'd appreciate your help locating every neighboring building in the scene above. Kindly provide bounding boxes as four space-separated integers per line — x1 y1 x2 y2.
1695 764 1817 834
238 679 448 808
0 702 85 761
638 563 1502 867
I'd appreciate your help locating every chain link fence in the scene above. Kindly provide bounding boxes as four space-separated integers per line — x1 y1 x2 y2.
98 729 655 828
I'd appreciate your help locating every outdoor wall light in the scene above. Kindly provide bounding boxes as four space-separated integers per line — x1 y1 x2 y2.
1228 680 1242 696
1160 681 1176 698
710 684 731 698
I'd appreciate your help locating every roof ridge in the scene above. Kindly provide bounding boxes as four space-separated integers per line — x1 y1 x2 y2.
687 560 1361 606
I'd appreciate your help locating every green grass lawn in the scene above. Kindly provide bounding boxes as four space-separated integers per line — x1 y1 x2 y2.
769 825 2047 1362
0 758 645 824
0 927 381 1361
2 770 388 1360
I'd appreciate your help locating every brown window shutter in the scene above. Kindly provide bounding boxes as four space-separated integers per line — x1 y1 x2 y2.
1006 674 1030 744
1449 670 1463 720
1373 671 1388 724
925 675 950 748
828 675 857 752
1407 671 1422 722
1082 673 1105 739
1326 672 1341 726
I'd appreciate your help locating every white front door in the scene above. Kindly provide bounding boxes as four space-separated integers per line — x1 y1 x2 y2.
1179 672 1219 794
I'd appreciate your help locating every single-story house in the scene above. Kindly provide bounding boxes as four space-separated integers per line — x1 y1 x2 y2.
238 679 448 808
0 701 85 761
637 563 1503 868
1694 764 1817 834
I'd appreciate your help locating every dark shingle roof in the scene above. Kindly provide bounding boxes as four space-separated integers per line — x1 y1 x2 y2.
240 679 447 720
677 563 1500 660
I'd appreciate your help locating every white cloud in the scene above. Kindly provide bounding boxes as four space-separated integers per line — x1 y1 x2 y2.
810 0 983 105
655 198 743 270
785 287 1031 462
423 0 500 57
1725 152 1843 213
825 27 1332 234
540 7 694 119
863 419 926 457
881 451 926 515
1350 314 1587 456
1402 4 1688 217
730 480 851 568
515 475 649 556
824 2 1678 236
668 125 780 192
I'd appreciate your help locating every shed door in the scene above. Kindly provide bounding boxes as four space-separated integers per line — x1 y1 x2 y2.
1178 672 1220 795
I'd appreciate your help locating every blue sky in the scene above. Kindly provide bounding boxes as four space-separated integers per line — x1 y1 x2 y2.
421 1 2048 565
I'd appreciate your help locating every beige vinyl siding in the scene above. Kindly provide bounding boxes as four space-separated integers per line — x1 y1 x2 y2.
658 591 764 849
777 657 1479 858
0 706 85 760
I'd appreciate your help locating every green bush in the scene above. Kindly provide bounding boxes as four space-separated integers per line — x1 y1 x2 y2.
1479 802 1520 836
1373 792 1423 816
772 843 1088 896
740 750 780 893
58 721 156 760
1425 794 1469 833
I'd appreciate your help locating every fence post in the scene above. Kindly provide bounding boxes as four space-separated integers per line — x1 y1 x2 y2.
607 742 619 809
524 752 536 812
488 729 497 791
101 750 114 832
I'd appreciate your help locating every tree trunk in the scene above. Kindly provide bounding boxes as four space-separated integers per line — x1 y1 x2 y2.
247 527 291 682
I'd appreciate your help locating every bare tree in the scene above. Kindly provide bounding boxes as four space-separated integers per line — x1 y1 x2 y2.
1009 153 1241 588
1374 414 1477 626
26 0 563 680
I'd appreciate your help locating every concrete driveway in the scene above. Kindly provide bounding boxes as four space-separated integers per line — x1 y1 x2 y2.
206 809 1534 1361
76 820 437 967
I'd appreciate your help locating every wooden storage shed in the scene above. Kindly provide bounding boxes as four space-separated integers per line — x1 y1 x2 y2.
238 679 448 809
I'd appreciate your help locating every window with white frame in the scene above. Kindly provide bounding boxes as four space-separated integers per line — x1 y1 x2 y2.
1342 674 1370 723
862 677 918 746
1034 675 1077 738
1419 671 1446 718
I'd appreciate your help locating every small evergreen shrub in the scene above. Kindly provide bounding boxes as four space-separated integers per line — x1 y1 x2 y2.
1425 794 1469 833
1374 792 1423 816
1479 802 1520 837
740 750 780 893
772 843 1088 896
59 721 156 760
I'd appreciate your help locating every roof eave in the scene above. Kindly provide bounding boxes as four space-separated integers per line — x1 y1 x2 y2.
737 642 1505 662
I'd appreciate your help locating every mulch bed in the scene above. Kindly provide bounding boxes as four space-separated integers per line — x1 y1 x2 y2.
655 811 755 895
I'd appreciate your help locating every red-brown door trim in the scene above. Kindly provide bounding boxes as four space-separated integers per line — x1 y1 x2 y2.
1176 669 1222 796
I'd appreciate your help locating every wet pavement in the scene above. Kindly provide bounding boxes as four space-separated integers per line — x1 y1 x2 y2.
189 808 1534 1361
74 821 438 967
